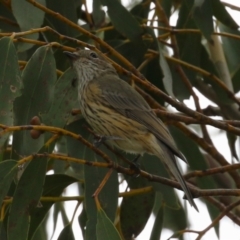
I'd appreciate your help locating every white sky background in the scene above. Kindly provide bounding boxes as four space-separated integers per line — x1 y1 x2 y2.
48 1 240 240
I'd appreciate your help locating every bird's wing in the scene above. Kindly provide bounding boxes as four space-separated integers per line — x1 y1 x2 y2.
96 74 186 161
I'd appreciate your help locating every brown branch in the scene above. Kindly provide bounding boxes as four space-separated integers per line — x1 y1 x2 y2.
203 196 240 226
174 122 240 187
165 55 240 108
154 0 212 144
25 0 143 77
196 199 240 240
0 124 113 164
17 153 240 200
185 163 240 180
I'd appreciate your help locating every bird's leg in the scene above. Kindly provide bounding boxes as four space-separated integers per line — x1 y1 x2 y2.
93 135 107 148
93 135 123 148
130 154 141 177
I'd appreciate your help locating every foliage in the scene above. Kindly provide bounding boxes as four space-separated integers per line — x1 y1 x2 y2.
0 0 240 239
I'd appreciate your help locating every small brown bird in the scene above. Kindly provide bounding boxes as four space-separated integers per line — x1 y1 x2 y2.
64 49 198 211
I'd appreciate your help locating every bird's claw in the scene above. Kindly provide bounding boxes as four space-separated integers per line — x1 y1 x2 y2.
93 135 107 148
130 154 141 177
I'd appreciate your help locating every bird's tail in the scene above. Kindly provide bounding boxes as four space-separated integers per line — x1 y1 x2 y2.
155 144 198 211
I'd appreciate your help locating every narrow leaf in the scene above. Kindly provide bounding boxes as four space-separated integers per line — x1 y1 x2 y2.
12 45 56 156
28 174 78 240
212 0 239 29
97 208 122 240
0 37 21 153
0 160 18 207
159 48 175 98
150 204 163 240
7 157 48 240
57 224 74 240
100 0 143 41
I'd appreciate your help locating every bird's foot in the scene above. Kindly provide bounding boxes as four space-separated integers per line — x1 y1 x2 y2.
93 135 106 148
130 154 141 177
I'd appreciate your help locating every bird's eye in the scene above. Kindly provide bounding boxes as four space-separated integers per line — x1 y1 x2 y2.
90 52 98 58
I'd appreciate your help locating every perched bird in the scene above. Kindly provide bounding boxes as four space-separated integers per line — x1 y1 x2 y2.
64 49 198 211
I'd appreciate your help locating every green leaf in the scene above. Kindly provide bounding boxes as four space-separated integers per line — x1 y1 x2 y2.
169 126 220 234
142 154 179 209
7 156 48 240
96 208 122 240
100 0 143 41
92 0 105 27
150 201 163 240
12 0 45 30
84 143 118 240
45 0 79 37
12 45 56 156
42 68 78 128
79 207 87 239
11 0 46 50
219 24 240 89
169 126 215 188
66 119 89 178
173 32 202 100
0 3 19 32
57 224 75 240
53 138 68 174
159 47 175 98
112 41 147 68
160 0 172 19
199 45 235 106
164 203 187 232
130 0 151 20
185 0 214 41
120 175 155 239
212 0 239 29
0 37 21 153
0 160 18 207
0 220 7 239
28 174 78 240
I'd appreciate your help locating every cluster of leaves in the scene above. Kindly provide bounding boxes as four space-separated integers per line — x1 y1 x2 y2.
0 0 240 240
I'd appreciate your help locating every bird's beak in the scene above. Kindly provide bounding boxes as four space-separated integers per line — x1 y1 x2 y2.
63 51 79 60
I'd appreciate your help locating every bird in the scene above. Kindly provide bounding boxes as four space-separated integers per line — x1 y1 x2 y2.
64 49 198 211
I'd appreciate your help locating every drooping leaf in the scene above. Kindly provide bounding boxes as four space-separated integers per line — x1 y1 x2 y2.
0 37 21 154
96 208 122 240
0 160 18 207
84 142 118 240
100 0 143 41
142 154 179 209
185 0 214 41
57 224 75 240
0 3 19 32
212 0 239 29
65 119 88 179
28 174 78 240
7 156 48 240
158 47 175 98
150 197 163 240
11 0 46 50
169 126 219 235
45 0 79 37
42 68 78 128
12 45 56 156
130 0 151 21
219 24 240 92
92 0 105 27
120 174 155 239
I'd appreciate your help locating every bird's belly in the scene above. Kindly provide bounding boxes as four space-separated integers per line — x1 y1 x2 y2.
110 138 146 154
80 101 150 154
